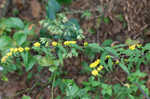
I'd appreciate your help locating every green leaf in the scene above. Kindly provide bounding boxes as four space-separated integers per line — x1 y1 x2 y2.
87 43 104 52
91 81 101 87
101 84 112 96
143 43 150 51
4 17 24 29
104 47 119 58
66 84 79 97
47 0 61 20
24 55 36 72
108 58 113 71
37 56 54 67
102 39 113 47
13 32 27 45
119 59 130 74
103 17 110 24
22 95 31 99
0 36 13 50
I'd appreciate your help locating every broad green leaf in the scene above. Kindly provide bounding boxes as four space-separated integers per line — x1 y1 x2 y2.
47 0 61 20
4 17 24 29
0 36 13 50
25 56 36 72
13 32 27 45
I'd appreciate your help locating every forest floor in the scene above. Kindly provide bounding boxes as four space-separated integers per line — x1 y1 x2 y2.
0 0 150 98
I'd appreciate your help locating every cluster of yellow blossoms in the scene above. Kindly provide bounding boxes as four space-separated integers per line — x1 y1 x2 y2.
1 47 30 63
52 41 58 47
1 42 41 63
129 44 142 50
51 41 77 47
90 56 120 76
89 59 104 76
90 59 100 68
33 42 41 47
64 41 76 46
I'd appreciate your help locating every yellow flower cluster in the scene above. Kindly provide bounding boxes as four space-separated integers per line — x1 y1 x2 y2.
89 59 100 68
129 44 142 50
91 65 104 76
129 44 136 50
33 42 41 47
52 41 58 47
97 65 103 71
1 47 30 63
64 41 76 46
89 59 104 76
91 69 99 76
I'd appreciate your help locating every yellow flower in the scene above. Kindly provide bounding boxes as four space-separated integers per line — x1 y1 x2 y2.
64 41 76 45
91 69 99 76
136 44 142 48
106 55 111 59
10 48 14 52
124 83 130 88
25 47 30 51
6 52 12 56
18 47 24 52
97 65 103 71
89 59 100 68
84 42 88 46
52 41 58 46
64 41 69 45
129 45 136 50
13 48 18 53
33 42 40 47
70 41 76 44
115 60 119 64
1 56 8 63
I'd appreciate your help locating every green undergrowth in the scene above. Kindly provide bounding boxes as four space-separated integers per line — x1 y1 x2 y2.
0 0 150 99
